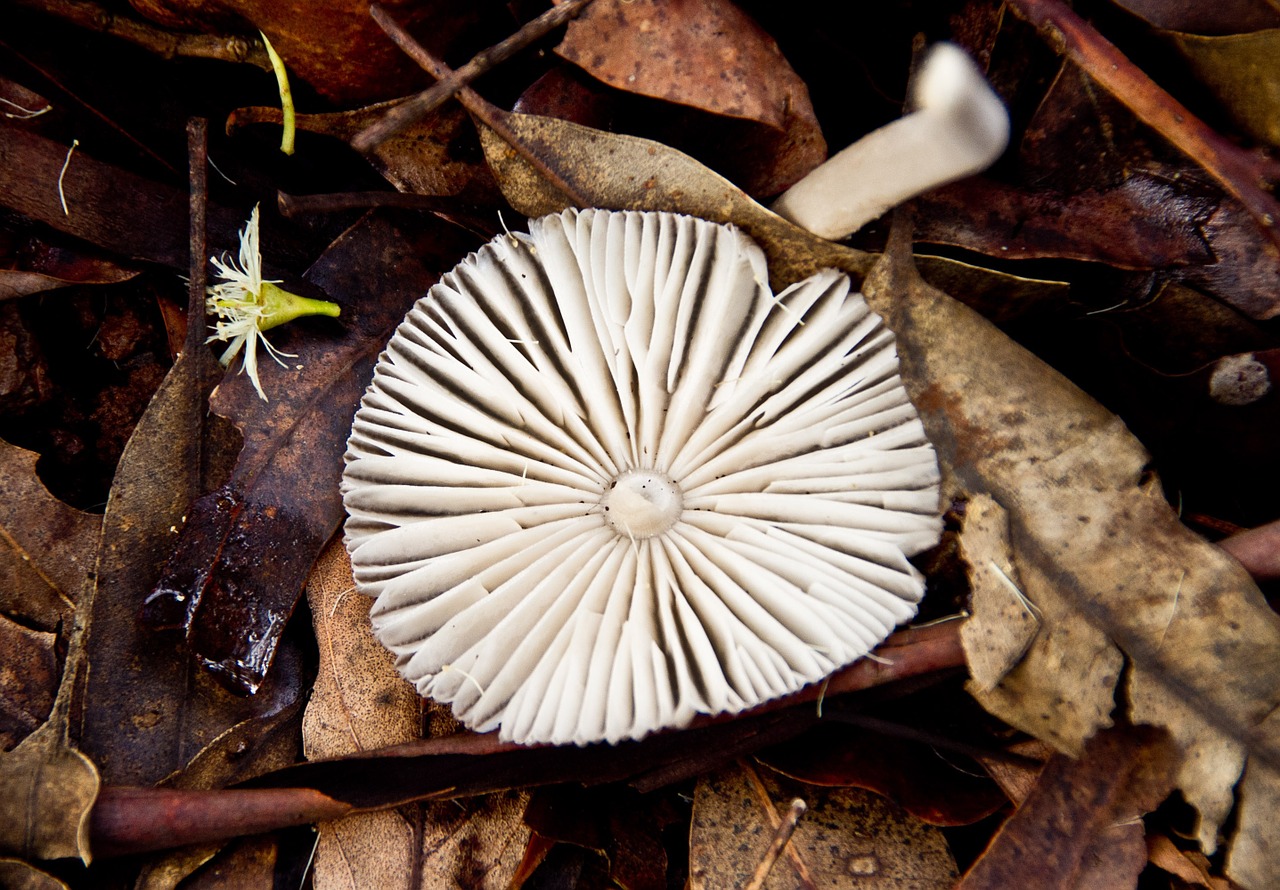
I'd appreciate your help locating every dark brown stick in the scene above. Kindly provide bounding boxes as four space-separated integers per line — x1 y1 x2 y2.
367 4 593 208
352 0 598 152
1006 0 1280 257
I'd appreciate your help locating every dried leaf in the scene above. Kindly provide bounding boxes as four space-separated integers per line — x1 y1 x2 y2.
958 725 1179 889
0 439 100 632
0 722 99 862
759 721 1009 827
0 616 58 750
0 859 71 890
228 103 499 202
863 227 1280 862
689 762 957 889
77 344 299 789
1225 710 1280 889
1147 834 1232 889
1167 28 1280 148
145 211 479 694
304 543 526 890
555 0 826 195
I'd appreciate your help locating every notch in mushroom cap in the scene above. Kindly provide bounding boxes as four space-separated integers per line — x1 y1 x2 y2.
342 209 943 746
772 42 1010 241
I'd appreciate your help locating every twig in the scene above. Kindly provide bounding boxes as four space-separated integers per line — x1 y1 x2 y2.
1006 0 1280 257
743 798 808 890
187 120 209 359
9 0 270 69
367 4 593 208
352 0 598 152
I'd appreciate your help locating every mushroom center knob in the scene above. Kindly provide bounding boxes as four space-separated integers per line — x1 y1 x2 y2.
601 470 684 539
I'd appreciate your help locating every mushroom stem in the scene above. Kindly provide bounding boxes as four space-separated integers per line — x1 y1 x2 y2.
771 43 1009 241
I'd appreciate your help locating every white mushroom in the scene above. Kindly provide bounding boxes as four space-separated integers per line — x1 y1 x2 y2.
342 209 942 746
772 42 1010 240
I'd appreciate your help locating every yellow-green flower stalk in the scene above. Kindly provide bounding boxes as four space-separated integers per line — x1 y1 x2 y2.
206 205 339 401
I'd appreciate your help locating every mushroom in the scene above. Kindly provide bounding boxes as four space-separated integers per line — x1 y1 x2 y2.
772 42 1009 240
342 208 942 745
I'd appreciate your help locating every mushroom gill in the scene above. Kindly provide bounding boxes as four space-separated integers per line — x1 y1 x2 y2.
342 208 942 745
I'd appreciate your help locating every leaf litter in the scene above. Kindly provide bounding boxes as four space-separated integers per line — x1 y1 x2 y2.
3 1 1280 887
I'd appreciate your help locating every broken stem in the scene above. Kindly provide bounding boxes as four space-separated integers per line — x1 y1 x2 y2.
354 0 598 152
743 798 808 890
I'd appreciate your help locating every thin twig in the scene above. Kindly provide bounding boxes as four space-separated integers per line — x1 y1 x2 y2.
367 4 592 207
1006 0 1280 257
9 0 269 68
743 797 809 890
187 119 209 359
353 0 597 152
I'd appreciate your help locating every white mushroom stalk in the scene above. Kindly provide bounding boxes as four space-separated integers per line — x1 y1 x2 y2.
342 209 942 746
772 43 1010 240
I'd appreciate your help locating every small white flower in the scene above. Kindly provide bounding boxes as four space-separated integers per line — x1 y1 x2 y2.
206 205 339 401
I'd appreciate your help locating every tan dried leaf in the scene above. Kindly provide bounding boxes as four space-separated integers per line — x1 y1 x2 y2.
303 541 528 890
0 723 99 863
689 762 957 889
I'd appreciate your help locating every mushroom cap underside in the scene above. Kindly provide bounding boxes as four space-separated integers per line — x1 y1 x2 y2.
342 208 942 746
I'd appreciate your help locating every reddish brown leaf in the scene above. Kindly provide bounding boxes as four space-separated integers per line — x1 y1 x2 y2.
555 0 825 195
758 722 1009 827
958 725 1179 889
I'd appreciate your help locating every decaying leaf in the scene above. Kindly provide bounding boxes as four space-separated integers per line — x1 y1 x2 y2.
958 725 1179 889
0 439 100 632
689 762 957 889
304 542 527 890
863 227 1280 863
145 211 479 694
1167 28 1280 148
0 722 99 863
0 616 58 750
555 0 826 195
758 718 1009 827
0 858 71 890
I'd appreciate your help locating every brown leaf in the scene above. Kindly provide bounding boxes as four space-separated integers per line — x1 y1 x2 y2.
1147 834 1232 889
1167 28 1280 149
958 725 1179 890
0 125 249 271
144 210 479 694
758 720 1009 827
0 722 99 862
0 616 58 751
0 439 100 633
0 858 71 890
130 0 496 105
1108 0 1279 34
1226 710 1280 889
689 762 958 889
76 343 298 789
554 0 826 195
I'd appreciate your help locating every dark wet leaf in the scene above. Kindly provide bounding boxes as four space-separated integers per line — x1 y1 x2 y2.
1166 28 1280 149
130 0 501 105
958 725 1178 890
145 210 480 694
1109 0 1280 34
759 722 1008 827
227 101 500 204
